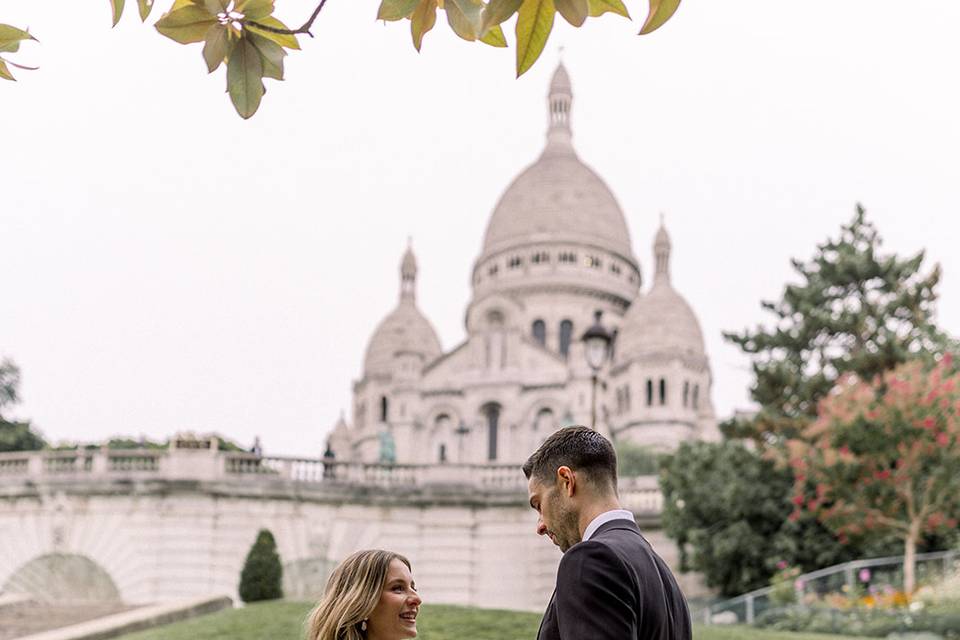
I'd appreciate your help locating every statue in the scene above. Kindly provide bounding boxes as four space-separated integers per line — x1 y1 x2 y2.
378 429 396 465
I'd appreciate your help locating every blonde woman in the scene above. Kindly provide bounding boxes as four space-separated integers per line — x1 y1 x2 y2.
306 549 421 640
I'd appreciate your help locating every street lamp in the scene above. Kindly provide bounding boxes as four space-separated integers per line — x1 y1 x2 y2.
581 309 612 429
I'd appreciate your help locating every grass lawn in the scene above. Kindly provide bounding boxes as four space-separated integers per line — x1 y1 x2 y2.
115 600 852 640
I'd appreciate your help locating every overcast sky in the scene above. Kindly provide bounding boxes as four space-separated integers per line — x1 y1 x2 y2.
2 1 959 455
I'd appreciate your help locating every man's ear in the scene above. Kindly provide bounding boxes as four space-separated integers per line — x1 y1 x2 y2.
556 466 576 497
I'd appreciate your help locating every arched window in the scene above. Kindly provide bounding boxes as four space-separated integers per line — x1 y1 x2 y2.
482 403 501 461
683 381 690 408
380 396 388 422
559 320 573 358
624 385 631 411
534 407 554 432
532 319 546 346
485 310 506 369
659 378 667 405
693 384 700 409
434 413 451 432
646 379 654 406
438 444 447 464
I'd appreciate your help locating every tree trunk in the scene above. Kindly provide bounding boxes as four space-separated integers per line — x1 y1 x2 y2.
904 529 918 595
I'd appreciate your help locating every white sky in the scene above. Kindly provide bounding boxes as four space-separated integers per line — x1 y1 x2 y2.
2 1 959 456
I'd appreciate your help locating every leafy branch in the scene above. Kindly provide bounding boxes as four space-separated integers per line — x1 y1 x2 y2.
1 0 682 117
246 0 329 36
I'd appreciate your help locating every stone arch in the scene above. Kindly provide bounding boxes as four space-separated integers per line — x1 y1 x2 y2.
3 553 122 603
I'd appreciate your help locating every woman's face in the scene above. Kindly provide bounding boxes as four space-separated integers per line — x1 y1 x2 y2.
366 558 421 639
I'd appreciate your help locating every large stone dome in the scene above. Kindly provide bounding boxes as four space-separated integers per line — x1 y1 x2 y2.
479 63 635 263
617 224 705 363
363 244 442 377
481 153 634 259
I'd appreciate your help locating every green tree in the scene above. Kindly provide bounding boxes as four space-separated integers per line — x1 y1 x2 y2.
790 356 960 594
238 528 284 602
615 441 660 476
659 440 877 596
0 0 681 117
0 358 46 453
724 204 953 446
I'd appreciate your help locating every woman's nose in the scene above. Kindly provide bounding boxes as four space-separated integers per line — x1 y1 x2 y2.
409 592 422 606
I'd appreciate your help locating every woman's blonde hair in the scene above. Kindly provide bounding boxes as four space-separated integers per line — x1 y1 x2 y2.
305 549 412 640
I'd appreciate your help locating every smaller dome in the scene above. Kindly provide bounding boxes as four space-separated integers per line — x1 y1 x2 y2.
363 300 442 376
617 284 705 362
617 222 705 363
363 243 442 377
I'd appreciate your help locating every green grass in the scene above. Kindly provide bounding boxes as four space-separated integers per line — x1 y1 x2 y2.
115 600 852 640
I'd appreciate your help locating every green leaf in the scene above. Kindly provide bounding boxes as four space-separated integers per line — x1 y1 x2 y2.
138 0 155 21
410 0 437 52
0 24 35 44
446 0 483 41
479 24 507 47
237 0 274 21
110 0 126 27
0 25 37 56
202 23 231 73
245 17 300 50
554 0 587 27
155 5 219 44
515 0 554 77
0 59 14 81
249 32 285 81
639 0 679 35
202 0 228 14
481 0 522 33
587 0 628 18
227 37 264 119
377 0 420 21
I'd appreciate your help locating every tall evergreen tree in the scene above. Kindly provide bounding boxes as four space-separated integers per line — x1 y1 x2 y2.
238 529 284 603
725 204 953 444
0 358 45 452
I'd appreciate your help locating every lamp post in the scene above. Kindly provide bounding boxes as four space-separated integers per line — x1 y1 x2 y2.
581 309 612 429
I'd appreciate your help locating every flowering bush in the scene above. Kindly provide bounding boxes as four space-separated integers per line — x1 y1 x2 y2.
770 562 802 605
788 355 960 594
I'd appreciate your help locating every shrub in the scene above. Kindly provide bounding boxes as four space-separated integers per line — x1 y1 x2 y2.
238 529 284 603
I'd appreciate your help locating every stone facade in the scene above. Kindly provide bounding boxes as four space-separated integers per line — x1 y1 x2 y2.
0 447 685 610
330 63 720 466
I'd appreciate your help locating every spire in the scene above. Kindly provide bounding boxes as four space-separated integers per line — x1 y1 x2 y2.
653 215 672 285
400 238 417 302
545 62 574 155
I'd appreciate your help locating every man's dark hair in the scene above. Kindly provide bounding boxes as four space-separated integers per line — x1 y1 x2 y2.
522 426 618 492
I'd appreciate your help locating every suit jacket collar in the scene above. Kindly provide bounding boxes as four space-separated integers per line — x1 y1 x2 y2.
591 517 641 538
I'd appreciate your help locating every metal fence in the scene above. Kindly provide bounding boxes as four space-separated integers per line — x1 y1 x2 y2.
702 549 960 625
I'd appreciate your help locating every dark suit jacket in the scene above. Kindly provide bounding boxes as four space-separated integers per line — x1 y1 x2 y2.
537 519 692 640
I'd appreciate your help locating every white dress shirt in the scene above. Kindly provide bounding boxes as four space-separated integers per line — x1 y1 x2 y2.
582 508 636 542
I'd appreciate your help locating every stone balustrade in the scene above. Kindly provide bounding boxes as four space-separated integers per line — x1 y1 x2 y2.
0 448 664 515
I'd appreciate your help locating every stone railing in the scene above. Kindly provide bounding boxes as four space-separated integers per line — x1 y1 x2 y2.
0 449 664 514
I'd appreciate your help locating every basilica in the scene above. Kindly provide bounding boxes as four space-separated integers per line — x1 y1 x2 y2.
327 63 720 466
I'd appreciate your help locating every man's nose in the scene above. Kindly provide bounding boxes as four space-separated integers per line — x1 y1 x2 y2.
536 519 547 536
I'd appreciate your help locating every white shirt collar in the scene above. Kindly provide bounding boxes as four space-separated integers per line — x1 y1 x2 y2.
582 509 636 542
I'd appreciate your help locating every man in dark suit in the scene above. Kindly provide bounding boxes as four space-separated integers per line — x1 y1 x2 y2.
522 426 692 640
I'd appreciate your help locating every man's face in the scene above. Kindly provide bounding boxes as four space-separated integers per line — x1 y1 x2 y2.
528 473 580 552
